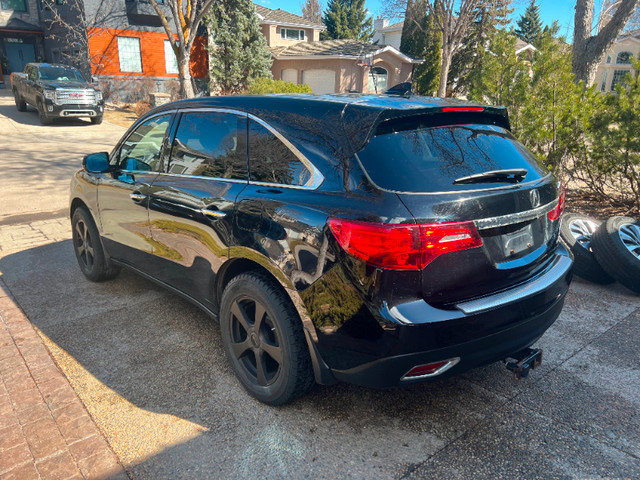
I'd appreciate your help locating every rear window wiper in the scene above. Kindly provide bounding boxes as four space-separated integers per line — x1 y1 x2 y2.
453 169 528 185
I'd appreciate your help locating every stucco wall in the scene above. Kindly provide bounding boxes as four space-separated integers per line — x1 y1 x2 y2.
272 50 414 94
594 37 639 92
262 24 321 48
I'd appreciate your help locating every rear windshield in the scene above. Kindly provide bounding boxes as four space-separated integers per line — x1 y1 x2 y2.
357 123 546 193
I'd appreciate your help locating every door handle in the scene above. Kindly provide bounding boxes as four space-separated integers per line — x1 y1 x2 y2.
201 208 227 219
130 192 146 202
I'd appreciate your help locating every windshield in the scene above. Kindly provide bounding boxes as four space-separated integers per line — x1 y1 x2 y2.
38 66 85 83
357 123 547 193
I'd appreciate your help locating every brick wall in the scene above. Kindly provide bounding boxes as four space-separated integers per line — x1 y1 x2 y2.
88 27 207 79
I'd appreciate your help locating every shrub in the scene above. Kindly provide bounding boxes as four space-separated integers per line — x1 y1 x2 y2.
133 101 151 118
247 77 312 94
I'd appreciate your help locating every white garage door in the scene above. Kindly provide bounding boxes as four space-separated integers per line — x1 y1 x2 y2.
302 69 336 94
282 68 298 84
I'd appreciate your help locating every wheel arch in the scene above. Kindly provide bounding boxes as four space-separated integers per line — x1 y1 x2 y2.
216 256 336 385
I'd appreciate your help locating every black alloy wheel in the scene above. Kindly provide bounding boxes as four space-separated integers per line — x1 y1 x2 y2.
220 273 314 405
71 208 120 282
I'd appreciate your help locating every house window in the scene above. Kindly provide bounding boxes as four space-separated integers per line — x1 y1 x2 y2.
117 36 142 73
368 66 388 93
616 51 632 64
600 70 609 92
1 0 27 11
280 28 305 41
382 34 386 44
606 54 612 64
611 69 630 90
164 40 178 74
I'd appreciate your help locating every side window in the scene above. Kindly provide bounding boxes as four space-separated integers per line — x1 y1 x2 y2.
27 67 36 81
117 114 171 172
169 111 247 180
248 119 313 187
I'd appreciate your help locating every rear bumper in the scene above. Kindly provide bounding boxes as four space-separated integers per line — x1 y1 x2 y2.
312 245 573 388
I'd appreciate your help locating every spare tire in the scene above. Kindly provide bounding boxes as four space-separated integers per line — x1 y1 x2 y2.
559 213 614 284
591 216 640 294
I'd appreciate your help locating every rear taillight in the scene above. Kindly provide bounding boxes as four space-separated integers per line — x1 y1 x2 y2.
548 185 566 221
441 107 484 112
328 218 483 271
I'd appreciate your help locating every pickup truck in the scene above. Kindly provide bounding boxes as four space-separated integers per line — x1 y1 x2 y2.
11 63 104 125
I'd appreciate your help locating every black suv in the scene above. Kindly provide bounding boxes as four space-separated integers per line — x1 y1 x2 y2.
70 95 572 405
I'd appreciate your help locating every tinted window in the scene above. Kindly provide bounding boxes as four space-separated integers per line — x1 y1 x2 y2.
169 111 247 180
357 123 546 193
118 114 171 172
248 119 312 187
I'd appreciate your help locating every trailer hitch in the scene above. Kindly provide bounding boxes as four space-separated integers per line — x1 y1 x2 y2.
505 348 542 380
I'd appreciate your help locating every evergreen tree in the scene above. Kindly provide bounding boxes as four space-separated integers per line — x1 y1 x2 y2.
207 0 273 94
514 0 543 46
302 0 323 24
399 0 440 96
323 0 374 41
449 0 514 96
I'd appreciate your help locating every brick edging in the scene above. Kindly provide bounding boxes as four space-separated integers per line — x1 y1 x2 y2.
0 279 127 479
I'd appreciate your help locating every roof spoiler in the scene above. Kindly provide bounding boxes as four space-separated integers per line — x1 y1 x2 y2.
384 82 412 97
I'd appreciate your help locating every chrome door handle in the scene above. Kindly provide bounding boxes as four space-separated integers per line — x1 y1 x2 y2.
130 193 146 202
201 208 227 219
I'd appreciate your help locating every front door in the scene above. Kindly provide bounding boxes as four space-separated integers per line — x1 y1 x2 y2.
98 112 173 266
147 109 248 309
5 42 35 73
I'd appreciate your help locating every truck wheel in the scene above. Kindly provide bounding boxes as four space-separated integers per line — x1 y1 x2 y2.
91 115 103 125
38 102 53 125
14 91 26 112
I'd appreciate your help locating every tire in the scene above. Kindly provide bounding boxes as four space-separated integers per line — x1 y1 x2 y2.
38 102 52 125
14 90 26 112
591 216 640 294
219 272 315 405
71 208 121 282
559 213 615 284
91 115 103 125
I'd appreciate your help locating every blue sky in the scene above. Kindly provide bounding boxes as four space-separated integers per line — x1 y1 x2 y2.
256 0 600 43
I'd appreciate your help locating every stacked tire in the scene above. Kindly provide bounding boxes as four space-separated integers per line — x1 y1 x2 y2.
560 213 640 294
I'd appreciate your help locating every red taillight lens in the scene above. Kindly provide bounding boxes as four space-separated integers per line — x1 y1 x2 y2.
441 107 484 112
548 185 566 221
402 357 460 379
328 218 483 271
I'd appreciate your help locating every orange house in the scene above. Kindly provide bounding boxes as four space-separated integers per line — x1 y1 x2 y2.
88 27 207 78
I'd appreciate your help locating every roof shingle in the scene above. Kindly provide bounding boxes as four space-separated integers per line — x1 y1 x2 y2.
254 4 324 28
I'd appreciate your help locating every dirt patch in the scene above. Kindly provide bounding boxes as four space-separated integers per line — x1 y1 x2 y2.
104 105 137 128
566 188 639 221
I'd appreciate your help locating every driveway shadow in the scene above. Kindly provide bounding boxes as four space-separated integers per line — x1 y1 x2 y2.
0 103 94 127
0 240 638 479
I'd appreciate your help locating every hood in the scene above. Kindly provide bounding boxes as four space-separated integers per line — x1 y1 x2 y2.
41 81 92 90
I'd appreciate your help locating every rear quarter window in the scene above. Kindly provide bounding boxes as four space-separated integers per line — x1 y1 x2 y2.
357 123 547 193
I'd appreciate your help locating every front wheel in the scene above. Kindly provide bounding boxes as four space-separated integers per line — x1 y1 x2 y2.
91 115 103 125
71 208 120 282
38 102 52 125
219 273 315 405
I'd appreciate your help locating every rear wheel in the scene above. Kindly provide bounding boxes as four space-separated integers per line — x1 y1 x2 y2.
559 213 614 284
71 208 120 282
219 273 315 405
14 90 26 112
591 216 640 294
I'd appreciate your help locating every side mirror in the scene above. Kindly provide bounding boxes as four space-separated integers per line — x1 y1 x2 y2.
83 152 110 173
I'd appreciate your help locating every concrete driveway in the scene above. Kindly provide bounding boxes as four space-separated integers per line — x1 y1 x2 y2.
0 89 639 479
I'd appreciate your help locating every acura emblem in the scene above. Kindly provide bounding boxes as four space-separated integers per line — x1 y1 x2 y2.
530 189 540 208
